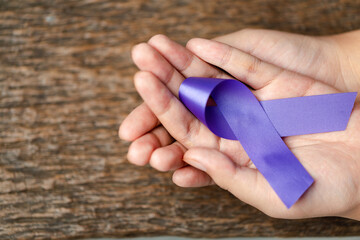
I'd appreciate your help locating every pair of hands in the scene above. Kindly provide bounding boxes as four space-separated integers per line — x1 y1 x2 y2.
119 29 360 220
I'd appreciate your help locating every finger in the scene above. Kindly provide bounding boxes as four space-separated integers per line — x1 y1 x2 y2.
128 41 187 141
132 42 184 97
134 70 254 168
172 165 214 187
187 38 339 100
187 38 284 90
127 126 173 166
128 35 231 141
150 141 187 172
183 147 289 215
213 29 340 91
119 102 159 141
148 34 230 79
127 36 231 141
134 71 218 149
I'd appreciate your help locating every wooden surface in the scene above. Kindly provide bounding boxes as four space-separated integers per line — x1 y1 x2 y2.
1 0 360 239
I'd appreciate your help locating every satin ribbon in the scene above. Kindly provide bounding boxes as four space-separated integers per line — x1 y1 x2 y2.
179 77 357 208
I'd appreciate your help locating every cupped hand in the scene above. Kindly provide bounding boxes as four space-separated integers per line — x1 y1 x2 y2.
119 29 360 220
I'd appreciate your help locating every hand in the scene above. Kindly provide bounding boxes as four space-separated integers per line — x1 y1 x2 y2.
119 29 360 220
211 29 360 94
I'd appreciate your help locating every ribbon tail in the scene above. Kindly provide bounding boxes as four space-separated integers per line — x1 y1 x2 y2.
211 80 314 208
260 92 357 137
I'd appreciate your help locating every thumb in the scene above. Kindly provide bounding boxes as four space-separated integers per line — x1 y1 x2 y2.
183 147 287 215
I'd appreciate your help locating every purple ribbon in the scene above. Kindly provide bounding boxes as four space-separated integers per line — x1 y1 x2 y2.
179 77 357 208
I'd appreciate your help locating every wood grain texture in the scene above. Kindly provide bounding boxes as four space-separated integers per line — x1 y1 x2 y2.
0 0 360 239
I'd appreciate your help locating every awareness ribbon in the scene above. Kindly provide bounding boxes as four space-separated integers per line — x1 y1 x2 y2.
179 77 357 208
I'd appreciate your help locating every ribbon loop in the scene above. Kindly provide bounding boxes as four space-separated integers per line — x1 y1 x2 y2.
179 77 356 208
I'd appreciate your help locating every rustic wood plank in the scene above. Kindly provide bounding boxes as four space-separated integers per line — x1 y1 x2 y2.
0 0 360 239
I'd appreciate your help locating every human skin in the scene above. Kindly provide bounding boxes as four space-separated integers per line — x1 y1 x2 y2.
119 29 360 220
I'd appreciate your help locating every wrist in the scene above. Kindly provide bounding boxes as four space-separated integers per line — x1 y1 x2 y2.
326 29 360 93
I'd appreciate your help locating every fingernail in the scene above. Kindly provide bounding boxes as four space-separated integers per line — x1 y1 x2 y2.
186 158 206 172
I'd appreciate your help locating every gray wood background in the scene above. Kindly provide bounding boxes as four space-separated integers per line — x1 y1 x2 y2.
1 0 360 239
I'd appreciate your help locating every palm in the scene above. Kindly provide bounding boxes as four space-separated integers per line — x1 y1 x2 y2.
120 29 360 219
289 128 360 218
